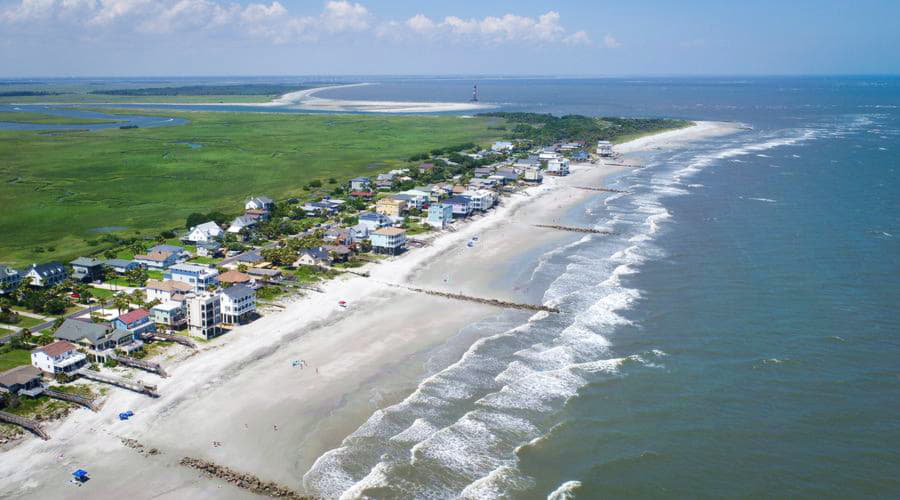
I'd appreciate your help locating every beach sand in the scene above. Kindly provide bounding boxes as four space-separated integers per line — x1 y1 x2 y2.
0 121 739 499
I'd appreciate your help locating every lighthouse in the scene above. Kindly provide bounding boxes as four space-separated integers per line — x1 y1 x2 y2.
470 84 478 102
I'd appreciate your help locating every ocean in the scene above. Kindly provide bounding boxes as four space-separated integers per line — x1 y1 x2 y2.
297 77 900 498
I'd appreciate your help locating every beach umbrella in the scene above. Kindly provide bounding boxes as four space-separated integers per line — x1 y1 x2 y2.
72 469 88 481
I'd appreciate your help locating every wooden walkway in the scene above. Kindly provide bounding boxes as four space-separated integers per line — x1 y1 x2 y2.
147 332 196 348
0 411 48 440
77 369 159 398
111 354 167 377
43 389 99 412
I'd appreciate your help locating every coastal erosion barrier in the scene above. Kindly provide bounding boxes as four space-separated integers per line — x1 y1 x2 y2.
110 354 167 378
532 224 613 235
76 368 159 398
148 332 196 349
43 388 98 412
179 457 314 499
573 186 629 194
386 283 560 314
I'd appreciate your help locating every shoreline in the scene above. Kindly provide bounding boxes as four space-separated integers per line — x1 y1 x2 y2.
0 121 741 499
11 83 498 114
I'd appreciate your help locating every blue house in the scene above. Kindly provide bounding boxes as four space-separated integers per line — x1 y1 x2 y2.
357 212 392 231
112 308 157 340
426 203 453 229
444 196 473 218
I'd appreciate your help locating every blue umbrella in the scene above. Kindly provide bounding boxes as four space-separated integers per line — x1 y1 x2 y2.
73 469 88 481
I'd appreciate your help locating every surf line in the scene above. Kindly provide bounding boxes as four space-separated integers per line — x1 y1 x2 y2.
532 224 614 235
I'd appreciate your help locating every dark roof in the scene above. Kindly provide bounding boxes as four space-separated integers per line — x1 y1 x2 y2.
26 262 65 277
222 284 254 299
236 250 263 263
445 195 472 205
0 365 41 387
302 247 330 261
54 318 111 344
103 259 136 268
150 244 183 254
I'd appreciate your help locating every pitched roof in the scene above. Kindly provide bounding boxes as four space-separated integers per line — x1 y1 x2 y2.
146 279 193 292
26 262 65 276
323 245 351 254
149 244 183 254
301 247 330 261
117 308 149 324
134 251 173 262
34 340 79 357
192 221 222 234
236 250 263 262
70 257 103 267
218 270 253 284
54 319 111 344
0 365 42 387
103 259 135 268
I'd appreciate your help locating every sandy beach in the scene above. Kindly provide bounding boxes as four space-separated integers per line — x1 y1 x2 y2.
0 121 739 499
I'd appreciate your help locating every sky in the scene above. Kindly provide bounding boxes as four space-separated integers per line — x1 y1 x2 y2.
0 0 898 77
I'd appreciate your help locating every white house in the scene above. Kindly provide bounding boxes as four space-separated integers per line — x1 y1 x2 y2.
150 301 186 330
539 151 560 161
294 247 331 267
357 212 393 231
164 263 219 291
348 177 372 191
227 215 257 235
186 221 224 243
185 291 222 339
547 158 570 176
245 196 274 211
463 190 496 212
397 189 432 210
31 340 87 375
524 167 543 183
220 285 256 325
145 279 194 303
597 140 613 157
23 262 67 288
444 195 474 217
491 141 514 152
133 251 177 269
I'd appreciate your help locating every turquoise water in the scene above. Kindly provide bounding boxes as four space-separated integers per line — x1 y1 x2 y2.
297 77 900 498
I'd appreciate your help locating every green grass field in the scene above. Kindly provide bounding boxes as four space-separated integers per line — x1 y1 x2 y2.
0 349 31 371
0 112 122 125
0 110 503 265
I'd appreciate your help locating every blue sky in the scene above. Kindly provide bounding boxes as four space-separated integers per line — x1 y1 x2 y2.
1 0 897 77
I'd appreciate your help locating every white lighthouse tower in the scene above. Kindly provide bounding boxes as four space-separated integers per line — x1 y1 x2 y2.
470 84 478 102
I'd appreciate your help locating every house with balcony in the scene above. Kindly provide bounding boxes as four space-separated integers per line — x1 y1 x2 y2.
103 259 139 275
134 251 177 270
596 140 613 157
112 308 156 340
31 340 88 375
370 227 407 256
0 365 44 397
397 189 432 210
426 203 453 229
53 319 142 362
70 257 105 282
23 262 67 288
164 263 219 291
0 265 22 294
375 197 407 219
151 301 186 330
185 292 222 339
220 285 256 325
524 167 543 184
444 195 474 218
547 158 570 176
145 279 193 303
358 212 393 231
463 190 496 212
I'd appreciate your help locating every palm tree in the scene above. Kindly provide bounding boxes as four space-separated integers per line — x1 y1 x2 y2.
113 293 130 315
130 289 145 307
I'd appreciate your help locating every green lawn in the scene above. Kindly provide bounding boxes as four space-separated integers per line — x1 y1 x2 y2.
0 314 44 329
189 256 220 265
89 287 115 300
0 112 122 125
0 349 31 371
0 110 504 265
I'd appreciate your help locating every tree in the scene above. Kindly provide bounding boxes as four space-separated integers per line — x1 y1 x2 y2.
185 212 207 229
113 293 130 315
126 267 148 287
308 179 323 189
237 263 249 273
130 289 146 307
327 177 337 184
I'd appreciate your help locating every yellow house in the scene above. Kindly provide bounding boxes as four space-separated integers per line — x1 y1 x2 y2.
376 197 407 218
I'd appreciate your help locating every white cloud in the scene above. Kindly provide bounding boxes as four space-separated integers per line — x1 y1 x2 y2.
603 33 621 48
0 1 592 47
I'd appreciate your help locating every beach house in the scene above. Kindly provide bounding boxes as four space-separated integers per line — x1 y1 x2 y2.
376 197 407 219
217 270 255 288
524 167 543 183
357 212 393 231
547 158 570 176
0 365 44 397
53 318 143 362
492 141 514 152
150 301 186 330
145 279 193 303
31 340 87 375
164 263 219 291
112 308 156 340
294 247 331 267
134 251 177 270
220 285 256 325
463 190 497 212
444 195 474 217
70 257 104 283
186 221 224 243
596 140 613 157
103 259 139 274
426 203 453 229
149 245 190 262
23 262 67 288
0 265 22 294
196 241 223 258
245 196 274 212
185 291 222 339
227 215 257 236
370 227 407 255
348 177 372 191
